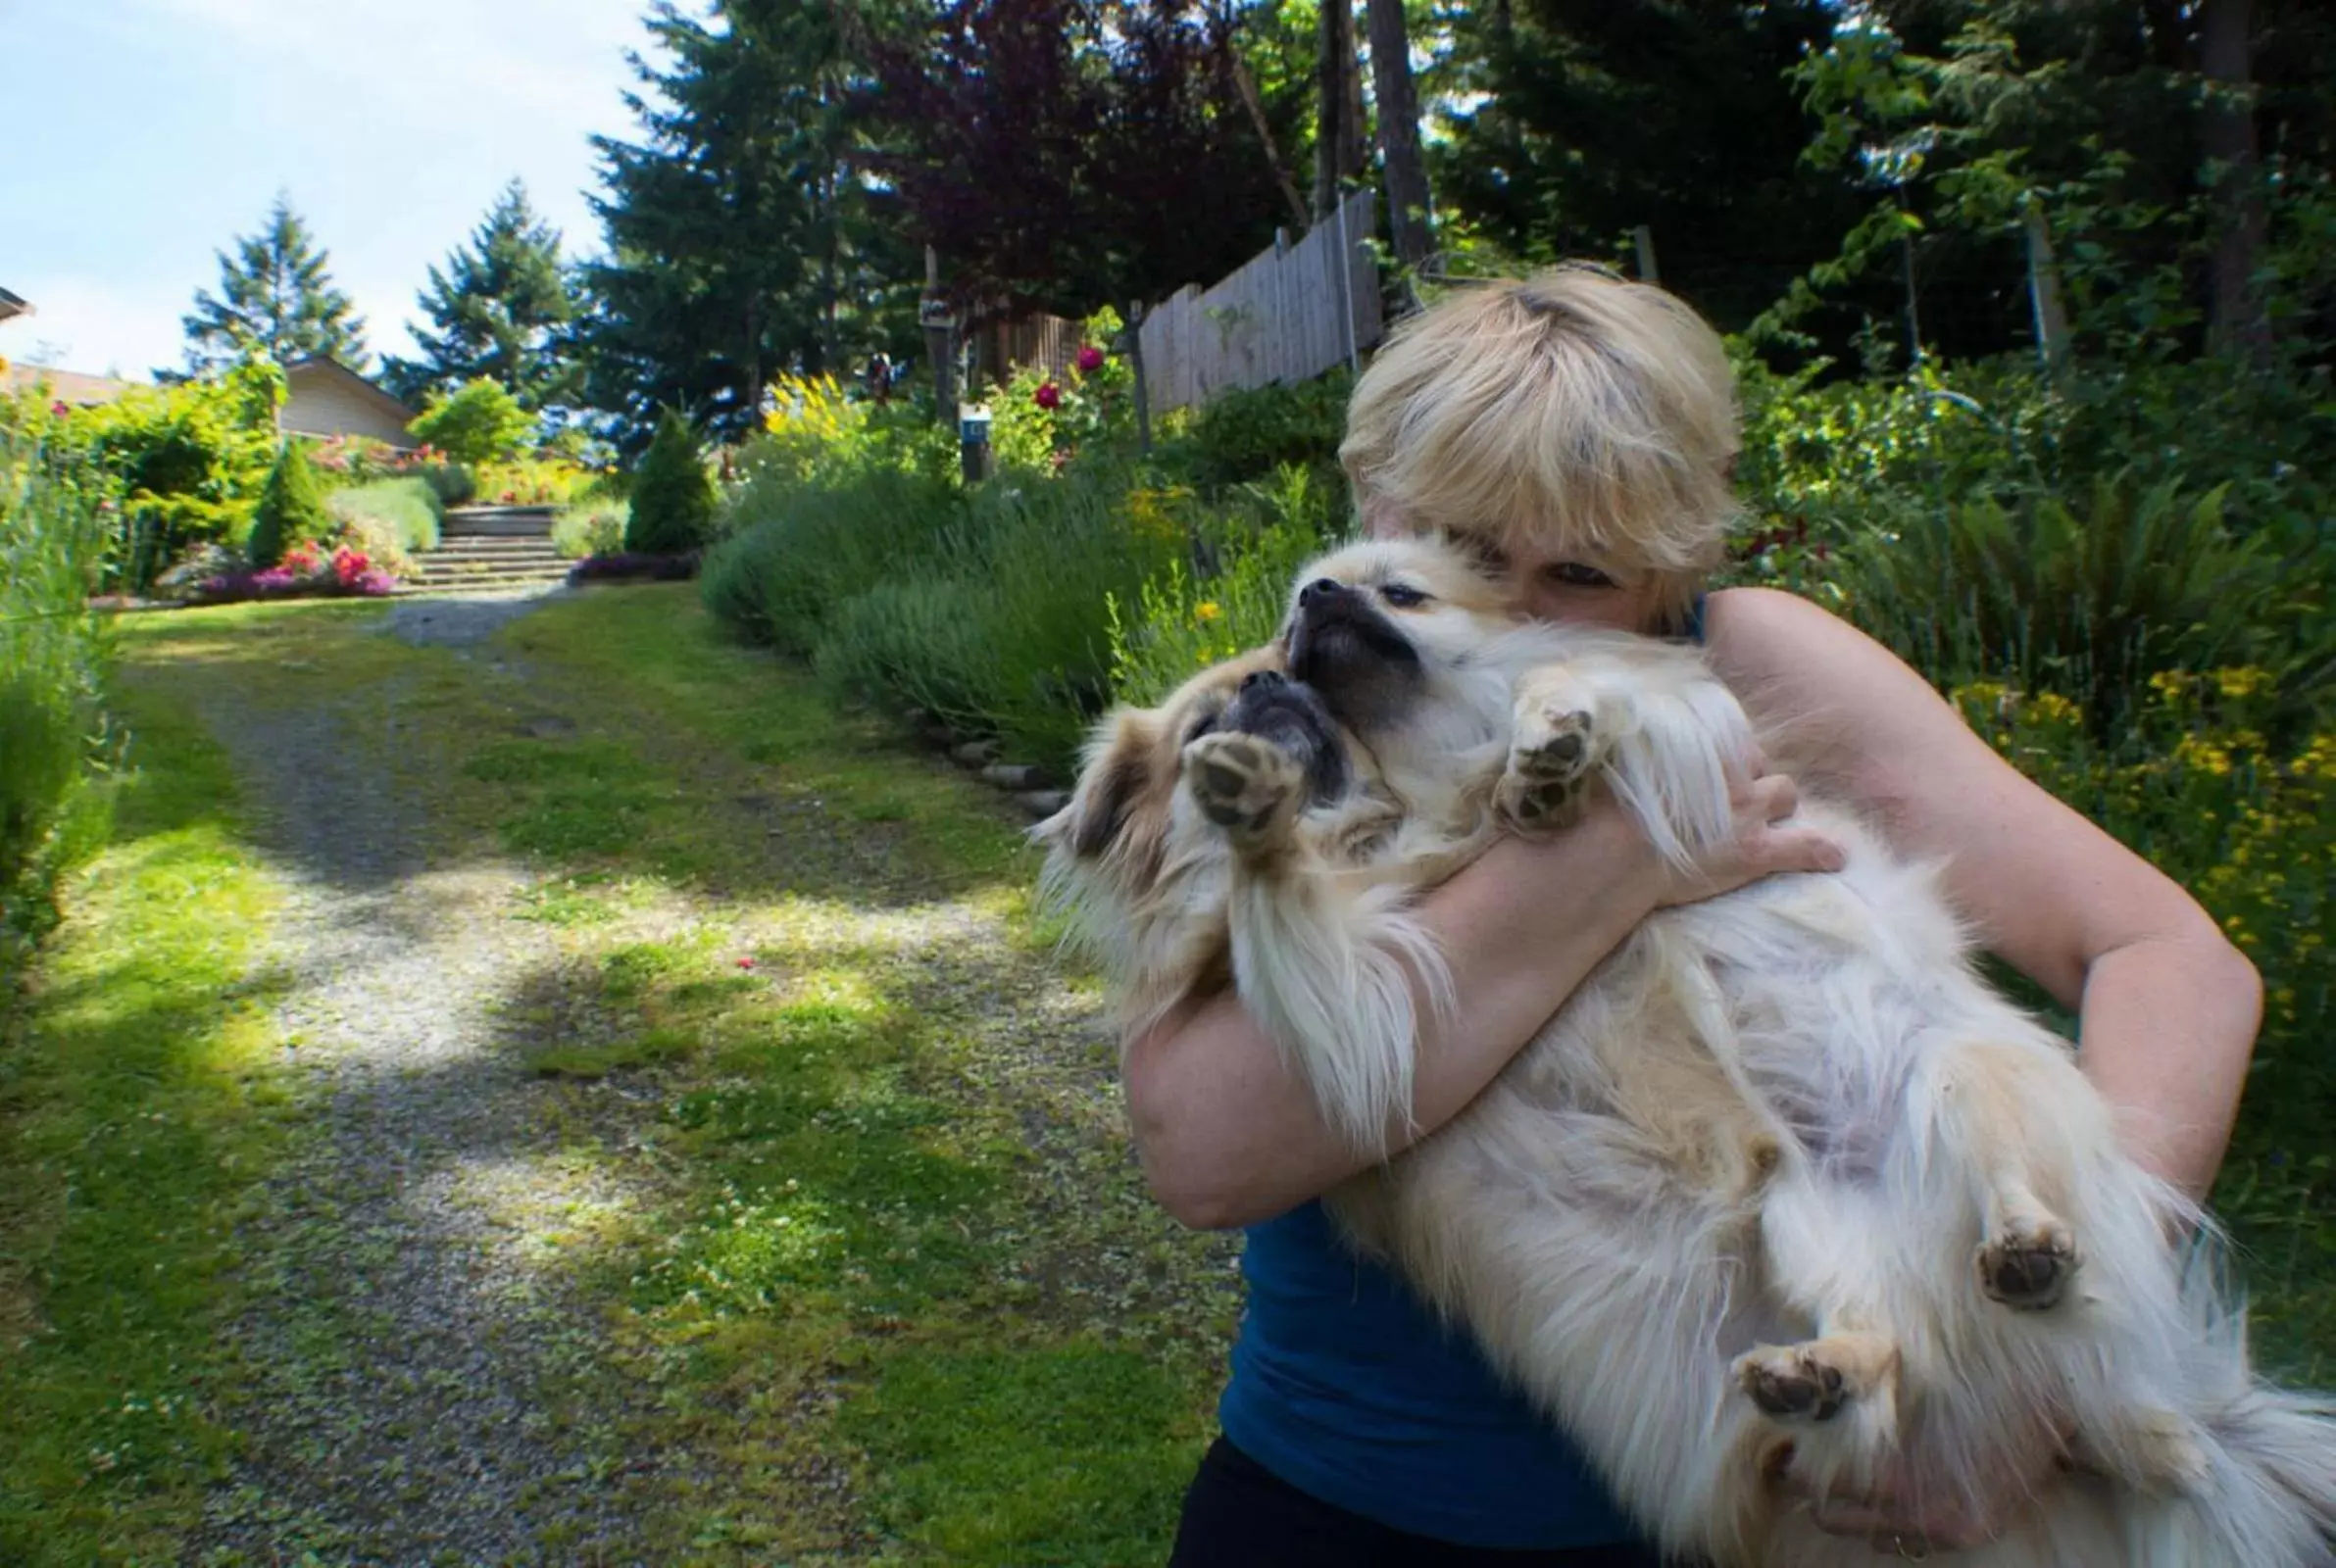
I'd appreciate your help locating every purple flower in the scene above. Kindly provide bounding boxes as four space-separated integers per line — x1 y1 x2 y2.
1033 381 1062 411
1075 344 1105 374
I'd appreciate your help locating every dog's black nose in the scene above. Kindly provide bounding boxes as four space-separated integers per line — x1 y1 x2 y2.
1299 577 1345 608
1240 669 1285 692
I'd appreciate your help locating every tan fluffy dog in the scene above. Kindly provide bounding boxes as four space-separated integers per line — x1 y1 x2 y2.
1038 535 2336 1567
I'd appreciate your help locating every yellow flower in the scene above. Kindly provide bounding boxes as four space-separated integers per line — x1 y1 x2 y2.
2024 691 2081 726
1195 602 1222 623
2212 666 2271 700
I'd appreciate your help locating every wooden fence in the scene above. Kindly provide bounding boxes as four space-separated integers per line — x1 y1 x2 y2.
1136 187 1382 415
957 186 1382 414
966 310 1082 389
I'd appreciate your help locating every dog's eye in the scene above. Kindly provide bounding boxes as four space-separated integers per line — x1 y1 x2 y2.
1379 583 1429 609
1543 563 1616 590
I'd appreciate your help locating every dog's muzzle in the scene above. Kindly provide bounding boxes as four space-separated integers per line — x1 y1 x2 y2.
1287 579 1422 730
1218 669 1350 805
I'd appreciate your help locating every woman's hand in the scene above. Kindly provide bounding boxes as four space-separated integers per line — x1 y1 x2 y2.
1651 752 1844 908
1784 1435 2063 1557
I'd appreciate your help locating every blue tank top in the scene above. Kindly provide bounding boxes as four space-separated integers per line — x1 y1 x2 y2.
1218 1201 1639 1547
1215 593 1709 1546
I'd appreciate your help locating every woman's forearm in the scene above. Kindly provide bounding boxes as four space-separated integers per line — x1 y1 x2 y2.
2076 928 2262 1202
1124 801 1666 1230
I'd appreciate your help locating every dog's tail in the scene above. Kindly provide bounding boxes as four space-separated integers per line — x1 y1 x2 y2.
2181 1383 2336 1564
2134 1254 2336 1565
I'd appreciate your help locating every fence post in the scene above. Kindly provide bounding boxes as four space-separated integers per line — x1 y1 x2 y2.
2022 201 2071 378
1631 225 1660 284
919 246 955 424
1333 189 1360 374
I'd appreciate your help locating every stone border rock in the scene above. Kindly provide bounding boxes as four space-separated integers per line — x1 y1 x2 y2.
913 712 1069 821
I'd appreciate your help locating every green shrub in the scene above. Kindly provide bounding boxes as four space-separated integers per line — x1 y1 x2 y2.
244 440 331 568
58 356 282 590
1157 369 1352 493
1 400 118 992
625 410 717 556
1835 475 2290 738
701 466 964 653
410 459 475 508
325 475 443 555
814 576 1007 729
1108 465 1345 706
553 499 628 560
407 376 533 465
920 464 1187 767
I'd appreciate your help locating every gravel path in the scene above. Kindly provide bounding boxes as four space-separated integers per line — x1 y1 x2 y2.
191 593 671 1565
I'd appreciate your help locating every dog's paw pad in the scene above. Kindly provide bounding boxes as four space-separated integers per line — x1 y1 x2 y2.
1514 708 1599 786
1183 733 1303 839
1733 1347 1849 1423
1977 1219 2079 1310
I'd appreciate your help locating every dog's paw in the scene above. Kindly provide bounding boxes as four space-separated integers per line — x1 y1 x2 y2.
1976 1215 2080 1311
1182 732 1305 850
1733 1345 1851 1423
1497 696 1608 833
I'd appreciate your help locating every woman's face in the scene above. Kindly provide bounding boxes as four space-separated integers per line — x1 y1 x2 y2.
1362 509 1663 633
1466 536 1665 633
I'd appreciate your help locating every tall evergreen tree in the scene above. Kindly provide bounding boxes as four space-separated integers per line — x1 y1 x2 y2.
579 0 893 444
181 194 368 374
380 180 580 411
1434 0 1864 335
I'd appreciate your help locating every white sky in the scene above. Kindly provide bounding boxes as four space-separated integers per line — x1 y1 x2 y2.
0 0 665 380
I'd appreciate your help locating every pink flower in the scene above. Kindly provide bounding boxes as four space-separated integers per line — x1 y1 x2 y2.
1033 381 1062 410
735 956 758 970
354 568 398 596
1075 344 1105 374
51 400 68 416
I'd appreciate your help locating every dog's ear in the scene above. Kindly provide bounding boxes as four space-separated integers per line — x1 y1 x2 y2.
1038 709 1159 861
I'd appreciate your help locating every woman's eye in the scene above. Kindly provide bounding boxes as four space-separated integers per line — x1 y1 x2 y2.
1544 563 1616 589
1380 583 1429 608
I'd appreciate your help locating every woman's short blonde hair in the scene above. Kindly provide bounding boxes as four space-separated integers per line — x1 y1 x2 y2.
1340 265 1741 606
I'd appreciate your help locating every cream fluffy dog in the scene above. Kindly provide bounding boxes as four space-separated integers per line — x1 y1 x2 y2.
1038 535 2336 1566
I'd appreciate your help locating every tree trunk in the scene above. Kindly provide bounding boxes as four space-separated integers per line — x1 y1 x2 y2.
1364 0 1431 267
2201 0 2271 367
1229 47 1311 230
1314 0 1365 219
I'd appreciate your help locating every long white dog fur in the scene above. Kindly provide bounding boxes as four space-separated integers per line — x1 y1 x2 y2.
1037 535 2336 1566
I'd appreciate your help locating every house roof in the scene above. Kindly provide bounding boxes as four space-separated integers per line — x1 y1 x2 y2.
282 356 419 425
2 363 139 407
0 287 29 324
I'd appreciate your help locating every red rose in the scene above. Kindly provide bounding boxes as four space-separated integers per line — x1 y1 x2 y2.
1075 344 1105 374
1034 381 1062 410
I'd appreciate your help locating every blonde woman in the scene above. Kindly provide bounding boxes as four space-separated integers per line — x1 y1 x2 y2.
1135 266 2261 1564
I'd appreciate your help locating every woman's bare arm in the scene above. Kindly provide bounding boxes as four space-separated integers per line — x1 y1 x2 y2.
1124 773 1842 1230
1706 588 2261 1201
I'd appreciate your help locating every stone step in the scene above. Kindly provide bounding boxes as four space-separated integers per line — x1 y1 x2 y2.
443 506 558 538
426 538 568 560
416 557 569 578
